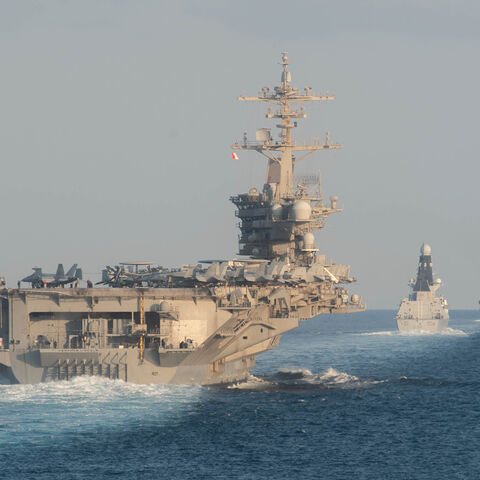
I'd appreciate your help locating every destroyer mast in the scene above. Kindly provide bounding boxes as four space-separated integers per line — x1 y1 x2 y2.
396 244 449 332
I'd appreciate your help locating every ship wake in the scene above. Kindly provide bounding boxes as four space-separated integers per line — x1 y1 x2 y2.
358 328 467 336
0 375 201 404
399 327 467 336
228 367 383 392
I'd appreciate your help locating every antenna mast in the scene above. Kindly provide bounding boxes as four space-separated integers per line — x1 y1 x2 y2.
231 53 343 262
232 52 341 200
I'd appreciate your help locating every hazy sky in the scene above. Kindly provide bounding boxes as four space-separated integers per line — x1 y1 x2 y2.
0 0 479 308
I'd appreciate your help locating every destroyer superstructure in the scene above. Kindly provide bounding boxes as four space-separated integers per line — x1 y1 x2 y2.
0 53 363 385
396 244 449 332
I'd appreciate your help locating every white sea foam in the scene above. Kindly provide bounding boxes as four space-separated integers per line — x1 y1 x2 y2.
439 327 467 336
316 367 360 384
273 367 383 389
357 330 399 336
311 368 384 388
227 374 274 390
0 376 203 444
397 327 467 336
0 375 201 405
358 328 467 337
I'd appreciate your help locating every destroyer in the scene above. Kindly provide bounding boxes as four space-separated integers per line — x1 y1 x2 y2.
396 244 449 332
0 53 363 385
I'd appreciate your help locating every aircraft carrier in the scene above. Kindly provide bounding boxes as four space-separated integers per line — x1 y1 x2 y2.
396 244 449 332
0 53 364 385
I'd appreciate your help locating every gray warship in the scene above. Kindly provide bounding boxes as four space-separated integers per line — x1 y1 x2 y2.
0 53 363 385
396 244 449 332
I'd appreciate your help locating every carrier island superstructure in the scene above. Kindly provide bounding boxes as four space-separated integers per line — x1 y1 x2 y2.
396 244 449 332
0 53 364 385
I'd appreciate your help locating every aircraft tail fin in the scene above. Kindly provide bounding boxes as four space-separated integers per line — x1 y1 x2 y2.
65 264 78 278
75 268 83 280
55 264 65 280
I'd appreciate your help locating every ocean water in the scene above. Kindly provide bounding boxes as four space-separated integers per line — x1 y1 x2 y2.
1 309 480 479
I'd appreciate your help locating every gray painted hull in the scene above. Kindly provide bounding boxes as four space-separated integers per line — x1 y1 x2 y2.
396 244 449 334
0 286 362 385
396 317 449 333
1 346 258 385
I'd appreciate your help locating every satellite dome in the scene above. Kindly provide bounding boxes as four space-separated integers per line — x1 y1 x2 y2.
271 203 283 220
248 187 259 196
292 200 311 221
330 195 339 209
421 243 432 256
303 233 315 249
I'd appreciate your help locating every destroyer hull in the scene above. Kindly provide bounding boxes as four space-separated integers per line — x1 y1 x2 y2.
396 317 449 333
395 296 449 333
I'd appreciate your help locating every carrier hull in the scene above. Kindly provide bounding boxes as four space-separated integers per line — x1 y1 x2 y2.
0 346 258 385
0 286 361 385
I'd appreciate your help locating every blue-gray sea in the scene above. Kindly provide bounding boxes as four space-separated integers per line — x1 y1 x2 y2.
1 309 480 479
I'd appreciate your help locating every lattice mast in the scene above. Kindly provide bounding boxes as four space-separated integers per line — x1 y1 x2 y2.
231 52 343 262
232 52 341 200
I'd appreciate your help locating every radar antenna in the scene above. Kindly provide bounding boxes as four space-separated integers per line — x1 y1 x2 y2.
232 52 341 200
231 53 343 262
